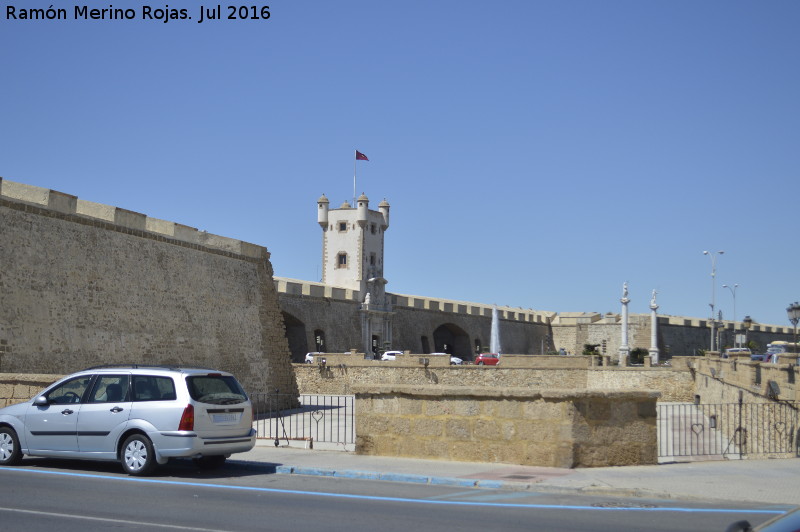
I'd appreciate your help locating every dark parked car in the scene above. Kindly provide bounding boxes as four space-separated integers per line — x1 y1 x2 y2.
727 505 800 531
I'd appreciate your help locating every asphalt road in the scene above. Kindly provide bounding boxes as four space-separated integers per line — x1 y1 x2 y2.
0 458 788 532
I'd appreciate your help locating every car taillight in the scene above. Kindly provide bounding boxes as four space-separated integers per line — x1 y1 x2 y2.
178 404 194 431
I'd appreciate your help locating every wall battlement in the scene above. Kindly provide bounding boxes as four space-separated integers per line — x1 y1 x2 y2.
274 276 553 324
0 178 266 261
553 308 792 335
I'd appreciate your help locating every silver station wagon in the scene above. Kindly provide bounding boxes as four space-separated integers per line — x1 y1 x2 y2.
0 365 257 475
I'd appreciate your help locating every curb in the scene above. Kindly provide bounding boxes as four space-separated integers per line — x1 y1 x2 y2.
230 460 520 490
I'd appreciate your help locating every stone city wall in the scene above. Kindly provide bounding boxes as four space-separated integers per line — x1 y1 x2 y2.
0 178 297 399
553 314 795 359
353 385 659 467
276 278 553 361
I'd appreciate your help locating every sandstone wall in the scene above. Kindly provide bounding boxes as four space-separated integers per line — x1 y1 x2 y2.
693 356 798 404
0 178 296 398
293 361 696 401
353 385 658 467
0 373 60 408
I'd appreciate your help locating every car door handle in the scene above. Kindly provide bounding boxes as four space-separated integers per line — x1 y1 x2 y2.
61 409 74 415
110 406 124 413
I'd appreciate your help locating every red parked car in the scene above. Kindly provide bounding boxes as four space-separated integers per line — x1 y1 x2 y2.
475 353 499 365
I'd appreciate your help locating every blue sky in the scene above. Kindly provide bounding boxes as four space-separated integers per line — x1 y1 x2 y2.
2 1 798 327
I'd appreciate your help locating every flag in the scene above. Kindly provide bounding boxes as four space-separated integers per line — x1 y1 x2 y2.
356 150 369 161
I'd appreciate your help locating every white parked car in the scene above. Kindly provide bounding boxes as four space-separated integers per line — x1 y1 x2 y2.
380 351 403 361
431 352 462 365
0 365 256 476
304 352 323 364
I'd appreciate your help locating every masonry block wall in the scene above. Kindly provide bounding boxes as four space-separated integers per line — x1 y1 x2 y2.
353 385 659 467
0 178 297 398
0 374 60 408
294 362 696 402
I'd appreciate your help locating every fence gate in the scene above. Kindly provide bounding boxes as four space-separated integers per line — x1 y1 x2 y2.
658 401 799 462
252 393 355 450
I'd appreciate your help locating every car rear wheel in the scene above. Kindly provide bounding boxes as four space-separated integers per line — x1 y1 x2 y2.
121 434 157 476
0 427 23 466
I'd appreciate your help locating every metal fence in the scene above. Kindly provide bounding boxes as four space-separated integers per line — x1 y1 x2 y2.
658 401 799 461
252 393 355 449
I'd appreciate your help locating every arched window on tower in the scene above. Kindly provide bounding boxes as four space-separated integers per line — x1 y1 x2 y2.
337 253 347 268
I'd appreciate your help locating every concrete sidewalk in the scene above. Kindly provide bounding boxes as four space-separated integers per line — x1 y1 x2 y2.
231 441 800 506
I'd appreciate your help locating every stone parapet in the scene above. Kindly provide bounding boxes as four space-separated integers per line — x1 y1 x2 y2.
352 384 659 468
293 363 695 401
273 276 554 324
0 179 266 260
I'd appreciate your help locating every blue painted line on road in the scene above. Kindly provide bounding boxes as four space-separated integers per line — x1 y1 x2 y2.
0 467 786 515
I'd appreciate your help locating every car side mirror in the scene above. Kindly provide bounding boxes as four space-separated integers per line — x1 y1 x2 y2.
33 396 49 407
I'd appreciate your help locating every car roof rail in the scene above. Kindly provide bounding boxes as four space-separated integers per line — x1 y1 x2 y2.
82 364 183 371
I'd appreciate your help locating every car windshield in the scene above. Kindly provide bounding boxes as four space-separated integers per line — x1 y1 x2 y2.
186 375 248 405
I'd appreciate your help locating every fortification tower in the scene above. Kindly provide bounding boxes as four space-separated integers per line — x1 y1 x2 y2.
317 193 393 355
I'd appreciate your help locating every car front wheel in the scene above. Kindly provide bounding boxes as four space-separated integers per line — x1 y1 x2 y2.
0 427 23 466
121 434 157 476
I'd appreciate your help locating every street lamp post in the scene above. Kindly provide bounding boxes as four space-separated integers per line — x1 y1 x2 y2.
786 302 800 353
704 250 724 353
742 315 752 350
723 283 738 347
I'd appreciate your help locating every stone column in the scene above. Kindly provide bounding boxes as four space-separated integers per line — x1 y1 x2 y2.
649 289 660 365
618 282 630 365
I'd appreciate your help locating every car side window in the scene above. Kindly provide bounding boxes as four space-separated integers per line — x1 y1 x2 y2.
45 376 92 404
133 375 176 402
87 375 130 403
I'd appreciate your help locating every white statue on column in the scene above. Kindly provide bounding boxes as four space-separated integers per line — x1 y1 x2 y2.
618 282 630 365
649 289 660 365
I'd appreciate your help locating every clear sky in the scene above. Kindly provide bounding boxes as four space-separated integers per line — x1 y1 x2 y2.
2 1 798 327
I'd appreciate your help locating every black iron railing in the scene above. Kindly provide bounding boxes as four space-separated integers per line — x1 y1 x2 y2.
658 401 798 460
251 393 355 447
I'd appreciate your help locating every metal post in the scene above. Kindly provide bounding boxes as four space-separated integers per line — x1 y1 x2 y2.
704 251 724 352
723 283 738 347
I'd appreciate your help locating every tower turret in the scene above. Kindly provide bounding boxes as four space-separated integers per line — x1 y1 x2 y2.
378 198 390 230
317 194 329 229
357 193 369 227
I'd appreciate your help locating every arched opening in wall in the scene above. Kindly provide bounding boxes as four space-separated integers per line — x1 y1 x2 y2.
433 324 471 361
371 335 380 355
421 336 430 354
282 312 307 363
314 329 326 352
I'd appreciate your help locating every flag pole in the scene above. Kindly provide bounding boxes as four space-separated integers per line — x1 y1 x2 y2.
353 149 357 206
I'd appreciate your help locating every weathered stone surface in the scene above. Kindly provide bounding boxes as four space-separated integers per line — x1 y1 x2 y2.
0 189 296 400
353 386 659 468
